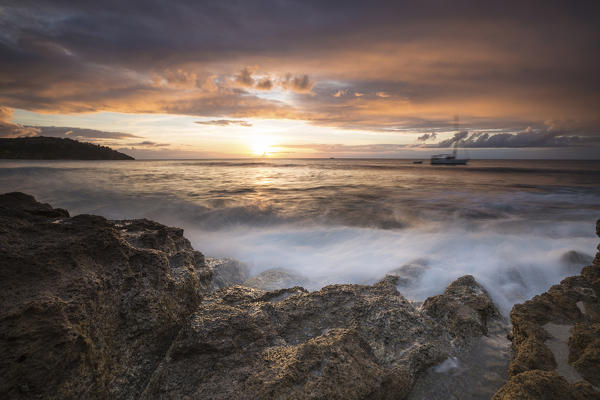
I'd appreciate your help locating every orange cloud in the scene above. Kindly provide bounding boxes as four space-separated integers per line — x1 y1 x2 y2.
0 107 40 138
0 1 598 142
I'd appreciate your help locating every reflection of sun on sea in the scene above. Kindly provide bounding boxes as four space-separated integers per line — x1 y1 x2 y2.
251 138 272 156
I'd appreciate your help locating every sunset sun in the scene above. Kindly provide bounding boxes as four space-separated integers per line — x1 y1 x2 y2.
250 138 272 156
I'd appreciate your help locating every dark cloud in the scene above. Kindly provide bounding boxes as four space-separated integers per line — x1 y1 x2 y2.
417 133 437 142
256 78 273 90
34 126 141 140
432 127 600 148
195 119 252 127
282 74 314 93
0 1 599 140
436 131 469 146
130 141 170 147
235 68 255 88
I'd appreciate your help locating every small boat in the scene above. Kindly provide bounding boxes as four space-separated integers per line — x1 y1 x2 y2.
412 160 423 164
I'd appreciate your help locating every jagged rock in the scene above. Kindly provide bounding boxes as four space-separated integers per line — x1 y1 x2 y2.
386 259 429 288
141 273 508 399
493 370 598 400
9 191 589 399
206 257 250 290
0 192 212 399
423 275 504 341
243 267 312 291
569 323 600 387
561 250 594 275
492 219 600 399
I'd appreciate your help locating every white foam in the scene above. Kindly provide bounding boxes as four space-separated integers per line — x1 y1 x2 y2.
434 357 460 373
188 222 597 315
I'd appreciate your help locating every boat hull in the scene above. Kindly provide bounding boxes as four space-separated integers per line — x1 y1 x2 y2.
430 159 468 165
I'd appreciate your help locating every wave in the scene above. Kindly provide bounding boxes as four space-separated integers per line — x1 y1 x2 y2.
187 222 597 314
1 159 598 314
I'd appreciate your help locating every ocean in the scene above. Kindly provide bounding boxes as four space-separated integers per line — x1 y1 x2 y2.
1 158 599 313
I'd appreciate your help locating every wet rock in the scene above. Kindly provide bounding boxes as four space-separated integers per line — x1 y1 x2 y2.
3 191 561 399
0 192 212 399
493 370 598 400
386 259 429 288
492 219 600 399
569 322 600 387
243 267 312 291
142 273 508 399
0 191 69 218
423 275 504 342
560 250 594 275
206 257 250 290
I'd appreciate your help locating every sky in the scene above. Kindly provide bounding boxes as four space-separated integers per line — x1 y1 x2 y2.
1 1 599 159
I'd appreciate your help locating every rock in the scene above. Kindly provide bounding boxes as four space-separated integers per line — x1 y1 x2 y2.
243 267 312 291
386 259 429 288
141 273 508 399
206 257 250 290
0 191 69 218
408 275 512 399
0 192 212 399
423 275 504 342
8 191 584 399
492 219 600 399
560 250 594 275
493 370 598 400
569 323 600 387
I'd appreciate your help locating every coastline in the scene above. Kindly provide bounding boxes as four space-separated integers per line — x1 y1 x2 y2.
1 192 598 399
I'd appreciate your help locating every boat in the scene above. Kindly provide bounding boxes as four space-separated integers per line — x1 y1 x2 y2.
430 150 468 165
430 118 469 165
412 160 423 164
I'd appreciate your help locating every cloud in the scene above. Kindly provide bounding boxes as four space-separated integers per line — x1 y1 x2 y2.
282 74 314 93
129 141 170 147
417 132 437 141
233 67 311 93
33 126 141 140
0 1 598 142
0 107 146 144
0 106 40 138
256 77 273 90
234 67 255 88
151 69 199 89
431 127 600 148
436 131 469 146
195 119 253 127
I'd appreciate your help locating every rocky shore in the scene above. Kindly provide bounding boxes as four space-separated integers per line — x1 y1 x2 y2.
491 220 600 400
0 192 598 399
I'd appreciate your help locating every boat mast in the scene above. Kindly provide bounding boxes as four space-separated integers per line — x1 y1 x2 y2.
453 115 459 158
